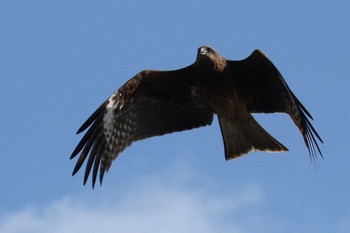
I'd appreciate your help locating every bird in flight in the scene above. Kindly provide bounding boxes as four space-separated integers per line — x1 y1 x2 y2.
70 45 323 188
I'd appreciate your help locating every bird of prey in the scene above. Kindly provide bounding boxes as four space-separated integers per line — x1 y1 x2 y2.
70 45 323 187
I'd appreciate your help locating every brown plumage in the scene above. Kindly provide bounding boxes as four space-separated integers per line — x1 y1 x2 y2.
70 45 323 188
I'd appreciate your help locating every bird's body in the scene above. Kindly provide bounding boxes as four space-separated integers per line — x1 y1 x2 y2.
71 46 323 187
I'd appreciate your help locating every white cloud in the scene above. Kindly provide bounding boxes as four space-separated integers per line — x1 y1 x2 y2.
0 177 263 233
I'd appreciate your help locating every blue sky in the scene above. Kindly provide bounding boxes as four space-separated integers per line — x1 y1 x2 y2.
0 1 349 232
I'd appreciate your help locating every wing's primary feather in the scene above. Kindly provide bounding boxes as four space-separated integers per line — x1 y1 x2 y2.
228 50 323 160
70 66 214 187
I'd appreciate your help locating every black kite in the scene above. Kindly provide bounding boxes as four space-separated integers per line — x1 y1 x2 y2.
70 46 323 187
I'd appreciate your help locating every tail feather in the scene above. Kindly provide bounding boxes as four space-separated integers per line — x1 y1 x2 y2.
218 114 288 160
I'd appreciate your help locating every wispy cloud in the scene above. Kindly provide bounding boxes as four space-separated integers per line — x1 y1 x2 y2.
0 175 263 233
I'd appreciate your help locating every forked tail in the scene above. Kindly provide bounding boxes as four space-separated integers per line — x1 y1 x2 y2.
218 114 288 160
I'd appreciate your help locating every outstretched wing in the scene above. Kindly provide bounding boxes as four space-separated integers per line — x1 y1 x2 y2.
70 65 213 187
228 50 323 160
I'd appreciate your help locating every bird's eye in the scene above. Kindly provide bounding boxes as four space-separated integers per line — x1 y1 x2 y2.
207 47 212 52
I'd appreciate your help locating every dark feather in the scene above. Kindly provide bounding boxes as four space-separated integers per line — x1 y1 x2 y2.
71 66 213 187
228 49 323 160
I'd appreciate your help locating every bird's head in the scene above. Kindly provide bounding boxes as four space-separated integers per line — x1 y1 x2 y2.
196 45 226 71
197 45 216 59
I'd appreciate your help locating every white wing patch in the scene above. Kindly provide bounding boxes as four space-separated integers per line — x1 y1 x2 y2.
101 92 138 171
106 91 124 109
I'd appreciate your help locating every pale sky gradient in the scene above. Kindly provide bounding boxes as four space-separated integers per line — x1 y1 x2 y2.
1 1 349 233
